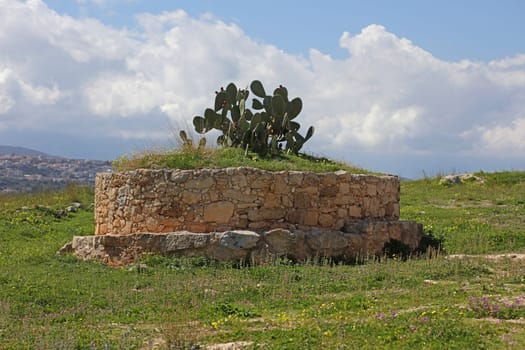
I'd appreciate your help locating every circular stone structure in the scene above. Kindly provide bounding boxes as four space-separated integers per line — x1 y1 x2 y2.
61 167 422 265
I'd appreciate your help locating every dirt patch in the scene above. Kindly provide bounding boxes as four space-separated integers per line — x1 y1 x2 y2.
447 253 525 261
475 317 525 325
206 341 254 350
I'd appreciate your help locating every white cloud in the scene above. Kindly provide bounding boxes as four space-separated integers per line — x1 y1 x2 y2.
0 66 15 114
315 105 422 150
19 81 63 105
0 0 523 174
76 0 107 5
84 73 161 116
83 9 312 121
0 61 64 113
0 0 137 63
478 118 525 155
0 93 14 114
76 0 136 6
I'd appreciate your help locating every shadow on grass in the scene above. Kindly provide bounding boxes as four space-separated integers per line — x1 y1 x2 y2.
381 229 446 261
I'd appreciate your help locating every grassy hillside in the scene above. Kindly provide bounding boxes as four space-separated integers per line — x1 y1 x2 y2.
0 173 524 349
401 171 525 254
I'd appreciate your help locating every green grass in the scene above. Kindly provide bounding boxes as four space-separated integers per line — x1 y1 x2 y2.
113 145 371 174
0 172 524 349
401 171 525 254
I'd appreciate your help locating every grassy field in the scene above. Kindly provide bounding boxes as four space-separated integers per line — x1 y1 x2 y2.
0 172 524 349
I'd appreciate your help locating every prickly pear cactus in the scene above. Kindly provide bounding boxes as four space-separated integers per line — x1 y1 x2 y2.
192 80 314 155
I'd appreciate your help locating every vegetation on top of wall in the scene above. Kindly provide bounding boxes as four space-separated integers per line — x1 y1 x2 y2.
191 80 314 156
113 144 372 174
115 80 369 173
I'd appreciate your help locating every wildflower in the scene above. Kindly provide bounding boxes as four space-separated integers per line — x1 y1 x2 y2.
421 311 427 316
391 311 398 317
492 304 500 313
443 308 449 313
377 313 385 320
278 312 289 322
431 310 436 315
502 334 515 346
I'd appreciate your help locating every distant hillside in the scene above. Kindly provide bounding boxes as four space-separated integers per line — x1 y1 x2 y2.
0 145 51 157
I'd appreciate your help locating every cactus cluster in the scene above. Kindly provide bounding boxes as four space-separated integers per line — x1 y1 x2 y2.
192 80 314 155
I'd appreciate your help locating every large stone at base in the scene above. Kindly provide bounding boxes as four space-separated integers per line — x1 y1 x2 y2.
59 220 423 266
344 220 423 256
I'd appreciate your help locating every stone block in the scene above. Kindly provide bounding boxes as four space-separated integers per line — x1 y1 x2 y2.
260 208 285 220
263 194 281 208
320 185 338 197
204 201 235 224
286 209 306 225
319 173 337 186
182 191 201 204
318 213 335 228
273 176 288 194
165 233 210 251
306 229 349 251
294 192 311 209
304 210 319 226
185 176 215 189
262 229 296 254
218 230 260 250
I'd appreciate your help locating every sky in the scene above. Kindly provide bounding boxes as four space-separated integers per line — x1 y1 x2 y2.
0 0 524 178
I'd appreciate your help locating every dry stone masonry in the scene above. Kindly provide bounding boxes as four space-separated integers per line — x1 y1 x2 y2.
62 167 422 265
95 168 400 234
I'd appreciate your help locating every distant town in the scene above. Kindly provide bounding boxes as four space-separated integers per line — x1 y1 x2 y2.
0 153 112 193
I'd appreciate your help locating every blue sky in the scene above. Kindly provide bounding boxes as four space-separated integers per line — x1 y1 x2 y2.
45 0 525 62
0 0 524 177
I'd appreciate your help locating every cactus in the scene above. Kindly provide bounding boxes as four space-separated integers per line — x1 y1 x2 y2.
179 130 191 146
192 80 314 155
179 130 206 150
250 80 266 98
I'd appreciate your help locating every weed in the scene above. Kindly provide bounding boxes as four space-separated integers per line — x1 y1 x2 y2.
468 295 525 320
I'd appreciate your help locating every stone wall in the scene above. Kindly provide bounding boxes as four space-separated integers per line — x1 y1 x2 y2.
62 222 422 266
95 167 401 235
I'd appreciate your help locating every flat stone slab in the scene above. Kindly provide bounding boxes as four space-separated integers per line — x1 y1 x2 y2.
59 220 422 266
